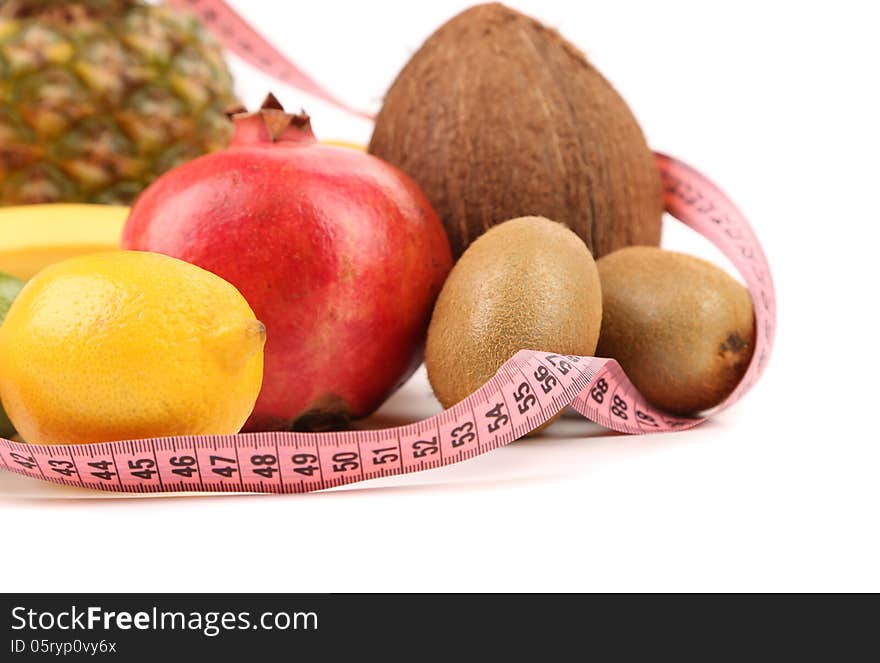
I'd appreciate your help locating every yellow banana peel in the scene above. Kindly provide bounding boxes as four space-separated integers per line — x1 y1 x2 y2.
0 204 128 280
322 140 366 151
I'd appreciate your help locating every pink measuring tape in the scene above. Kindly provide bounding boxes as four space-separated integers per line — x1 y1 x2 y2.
0 2 776 494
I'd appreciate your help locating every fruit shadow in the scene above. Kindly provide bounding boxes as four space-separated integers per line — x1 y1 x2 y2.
0 414 715 505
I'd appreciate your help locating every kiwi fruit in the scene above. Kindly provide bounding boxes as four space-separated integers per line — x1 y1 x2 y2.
596 247 755 415
369 2 662 260
425 216 602 411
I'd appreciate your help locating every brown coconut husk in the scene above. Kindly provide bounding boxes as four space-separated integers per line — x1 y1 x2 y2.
369 2 663 259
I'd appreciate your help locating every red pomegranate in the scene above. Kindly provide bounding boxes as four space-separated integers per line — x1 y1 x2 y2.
122 94 452 431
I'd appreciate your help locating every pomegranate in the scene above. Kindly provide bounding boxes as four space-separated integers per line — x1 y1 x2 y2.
122 94 452 431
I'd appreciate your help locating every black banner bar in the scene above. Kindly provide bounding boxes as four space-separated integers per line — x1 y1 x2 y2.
1 593 873 660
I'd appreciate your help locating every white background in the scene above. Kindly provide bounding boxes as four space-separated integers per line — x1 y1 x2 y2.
2 0 878 592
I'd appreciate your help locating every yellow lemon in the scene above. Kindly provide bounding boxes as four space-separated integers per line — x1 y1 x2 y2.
0 251 265 445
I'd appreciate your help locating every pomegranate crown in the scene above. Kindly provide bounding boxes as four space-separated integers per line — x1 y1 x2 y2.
226 93 315 145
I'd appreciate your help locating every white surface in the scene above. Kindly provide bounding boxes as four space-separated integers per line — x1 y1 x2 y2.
2 0 878 592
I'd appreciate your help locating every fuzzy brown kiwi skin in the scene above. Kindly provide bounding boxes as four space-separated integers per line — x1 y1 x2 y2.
595 247 755 415
425 217 602 431
368 2 662 261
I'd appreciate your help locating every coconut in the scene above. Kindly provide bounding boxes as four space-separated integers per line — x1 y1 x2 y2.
368 2 663 259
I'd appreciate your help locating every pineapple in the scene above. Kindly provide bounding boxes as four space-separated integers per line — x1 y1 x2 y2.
0 0 236 205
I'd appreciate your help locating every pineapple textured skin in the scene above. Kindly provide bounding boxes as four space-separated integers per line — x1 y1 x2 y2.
0 0 236 205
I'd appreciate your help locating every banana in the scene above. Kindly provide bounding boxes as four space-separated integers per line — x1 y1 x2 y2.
322 140 366 151
0 204 128 280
